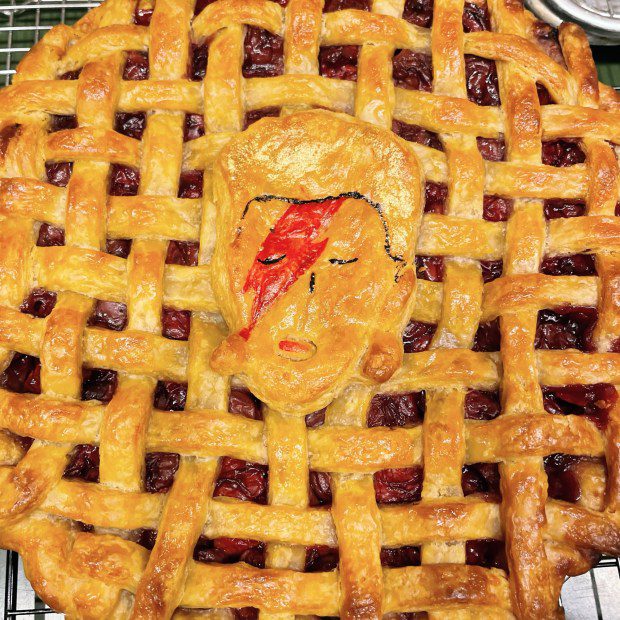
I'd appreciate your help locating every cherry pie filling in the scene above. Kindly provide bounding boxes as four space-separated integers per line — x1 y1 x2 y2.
424 182 447 214
374 466 424 504
473 318 501 352
123 51 149 81
228 388 263 420
415 255 444 282
115 112 146 140
542 383 617 431
402 320 437 353
535 306 597 352
214 457 269 505
367 391 426 428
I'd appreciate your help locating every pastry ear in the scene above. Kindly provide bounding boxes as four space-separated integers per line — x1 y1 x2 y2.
210 333 246 375
361 330 403 383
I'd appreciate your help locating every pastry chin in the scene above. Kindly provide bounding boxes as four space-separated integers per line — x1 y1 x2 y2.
210 110 423 414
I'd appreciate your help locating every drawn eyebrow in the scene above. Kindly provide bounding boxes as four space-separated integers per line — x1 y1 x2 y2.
328 258 359 265
257 254 286 265
309 272 316 293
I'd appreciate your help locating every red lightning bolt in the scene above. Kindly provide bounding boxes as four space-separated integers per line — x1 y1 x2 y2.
239 196 347 340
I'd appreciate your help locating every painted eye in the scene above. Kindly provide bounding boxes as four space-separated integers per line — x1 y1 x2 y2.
258 254 286 265
328 258 358 265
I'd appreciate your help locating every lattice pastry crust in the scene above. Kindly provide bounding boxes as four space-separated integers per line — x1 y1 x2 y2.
0 0 619 618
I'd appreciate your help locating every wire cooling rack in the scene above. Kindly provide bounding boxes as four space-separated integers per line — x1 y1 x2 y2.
0 0 619 618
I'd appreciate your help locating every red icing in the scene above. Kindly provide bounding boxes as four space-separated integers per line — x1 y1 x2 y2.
240 196 347 339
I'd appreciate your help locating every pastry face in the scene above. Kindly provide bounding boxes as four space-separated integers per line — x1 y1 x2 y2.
210 111 423 413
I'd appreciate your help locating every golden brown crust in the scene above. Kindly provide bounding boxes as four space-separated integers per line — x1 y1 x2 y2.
0 0 618 618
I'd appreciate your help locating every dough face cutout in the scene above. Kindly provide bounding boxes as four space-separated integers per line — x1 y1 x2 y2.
210 111 423 413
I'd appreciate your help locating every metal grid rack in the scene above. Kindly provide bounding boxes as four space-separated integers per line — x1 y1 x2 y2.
0 0 619 618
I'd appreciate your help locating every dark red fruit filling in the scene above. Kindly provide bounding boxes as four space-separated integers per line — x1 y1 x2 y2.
243 27 283 78
544 453 585 503
232 609 259 620
134 6 153 26
403 0 433 27
145 452 180 493
477 137 505 162
136 528 158 550
36 223 65 247
75 521 94 533
380 546 420 568
415 255 444 282
0 354 41 394
60 69 81 80
161 308 191 340
166 241 199 266
392 120 443 151
533 22 564 65
392 50 432 92
540 254 596 276
462 1 490 32
323 0 370 10
88 301 128 331
194 536 265 567
0 124 18 156
465 56 500 107
109 165 140 196
542 140 585 167
481 260 502 283
374 466 423 504
465 390 500 420
305 408 326 428
115 112 146 140
319 45 359 81
542 384 617 430
178 170 203 198
190 42 208 81
81 368 118 403
123 51 149 81
106 238 132 258
12 434 34 453
466 539 507 571
214 457 268 504
543 199 585 219
535 306 597 352
50 115 77 132
402 320 436 353
183 114 205 141
153 381 187 411
46 162 72 187
244 107 280 130
537 83 554 105
424 182 447 214
473 318 500 352
64 444 99 482
309 471 332 506
461 462 500 497
305 545 339 572
367 392 425 428
228 388 263 420
20 288 57 318
483 195 512 221
194 0 217 15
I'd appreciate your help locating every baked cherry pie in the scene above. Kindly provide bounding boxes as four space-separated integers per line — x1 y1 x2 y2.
0 0 619 618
